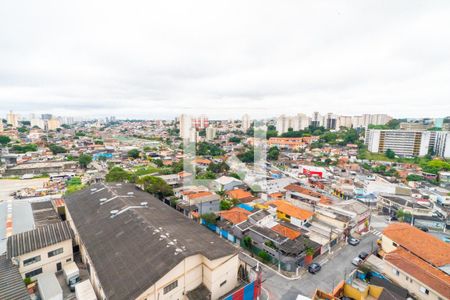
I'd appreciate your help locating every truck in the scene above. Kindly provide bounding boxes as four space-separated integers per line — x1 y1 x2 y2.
36 273 63 300
63 261 80 292
75 280 97 300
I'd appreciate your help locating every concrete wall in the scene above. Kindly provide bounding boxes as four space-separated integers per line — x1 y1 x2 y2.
382 260 445 300
137 254 239 300
17 239 73 280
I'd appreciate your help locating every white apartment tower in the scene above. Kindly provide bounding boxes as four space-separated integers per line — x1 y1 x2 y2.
31 118 45 129
206 126 217 141
179 114 192 139
242 114 251 131
365 129 450 158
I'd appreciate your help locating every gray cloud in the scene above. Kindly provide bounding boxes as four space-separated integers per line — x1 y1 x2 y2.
1 0 450 119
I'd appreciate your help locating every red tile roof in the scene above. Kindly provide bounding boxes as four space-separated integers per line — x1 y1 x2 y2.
382 223 450 267
385 248 450 299
218 207 251 224
271 224 301 240
265 200 314 221
226 189 253 200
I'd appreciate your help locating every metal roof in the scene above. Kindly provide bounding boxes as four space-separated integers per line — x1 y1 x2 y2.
7 221 73 258
64 183 237 300
0 255 30 300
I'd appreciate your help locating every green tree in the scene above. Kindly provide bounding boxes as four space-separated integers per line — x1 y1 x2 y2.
127 149 140 159
267 146 280 161
11 144 38 153
49 144 67 154
220 200 232 210
228 136 241 143
138 175 174 199
105 167 131 182
257 250 271 263
196 171 217 180
78 154 92 168
201 213 218 225
0 135 11 146
406 174 424 182
385 149 396 159
238 150 254 163
197 142 225 156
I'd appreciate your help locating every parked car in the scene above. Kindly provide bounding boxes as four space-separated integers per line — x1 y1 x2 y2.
348 237 360 246
352 257 363 266
358 252 369 260
308 263 321 274
418 226 429 232
387 216 398 222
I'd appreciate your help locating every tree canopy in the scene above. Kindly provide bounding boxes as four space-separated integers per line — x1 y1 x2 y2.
78 154 92 168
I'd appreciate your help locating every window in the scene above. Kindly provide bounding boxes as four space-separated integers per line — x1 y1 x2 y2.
48 248 63 257
419 286 429 295
25 268 42 278
163 280 178 294
220 280 227 287
392 268 399 276
23 255 41 266
66 258 71 262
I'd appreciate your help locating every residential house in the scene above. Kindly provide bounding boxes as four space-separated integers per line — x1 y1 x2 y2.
6 221 74 280
226 189 257 203
213 176 246 191
379 223 450 300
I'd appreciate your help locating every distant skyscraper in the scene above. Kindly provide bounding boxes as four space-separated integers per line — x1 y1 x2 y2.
242 114 251 131
206 126 216 141
31 118 45 129
41 114 52 120
179 114 192 139
324 113 337 130
192 115 209 129
7 111 18 128
311 112 323 128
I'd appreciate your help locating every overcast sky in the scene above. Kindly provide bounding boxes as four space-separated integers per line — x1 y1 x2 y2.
1 1 450 120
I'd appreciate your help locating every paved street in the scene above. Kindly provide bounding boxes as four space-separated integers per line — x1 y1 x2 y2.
0 178 49 254
241 232 380 300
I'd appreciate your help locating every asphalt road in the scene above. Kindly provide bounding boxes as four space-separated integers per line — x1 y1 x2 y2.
241 232 380 300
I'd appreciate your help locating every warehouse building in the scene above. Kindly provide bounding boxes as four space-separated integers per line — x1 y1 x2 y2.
65 183 239 300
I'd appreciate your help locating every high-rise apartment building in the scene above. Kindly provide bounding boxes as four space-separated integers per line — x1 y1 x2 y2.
41 114 52 120
337 116 353 128
205 126 216 141
276 114 310 134
311 112 323 128
31 118 45 129
7 111 18 128
179 114 192 139
352 114 392 128
324 113 337 130
46 118 61 131
242 114 251 131
192 115 209 129
365 129 450 158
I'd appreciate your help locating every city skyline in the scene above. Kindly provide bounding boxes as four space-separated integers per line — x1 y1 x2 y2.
1 1 450 119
